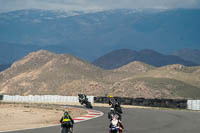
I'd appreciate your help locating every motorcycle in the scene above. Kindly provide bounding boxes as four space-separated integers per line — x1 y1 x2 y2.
78 94 93 109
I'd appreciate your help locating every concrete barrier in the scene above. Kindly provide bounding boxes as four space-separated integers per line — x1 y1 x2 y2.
187 100 200 110
2 95 94 103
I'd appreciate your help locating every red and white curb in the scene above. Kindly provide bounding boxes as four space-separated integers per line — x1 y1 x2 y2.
73 109 104 123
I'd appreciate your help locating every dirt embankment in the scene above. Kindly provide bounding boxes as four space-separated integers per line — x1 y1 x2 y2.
0 102 87 131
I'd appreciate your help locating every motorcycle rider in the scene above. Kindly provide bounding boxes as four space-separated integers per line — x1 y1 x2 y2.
60 111 74 132
78 94 88 105
114 98 123 114
78 94 92 108
109 95 116 108
109 115 124 133
109 95 123 114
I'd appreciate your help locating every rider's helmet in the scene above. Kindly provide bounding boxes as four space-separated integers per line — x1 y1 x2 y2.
109 95 113 98
64 111 68 116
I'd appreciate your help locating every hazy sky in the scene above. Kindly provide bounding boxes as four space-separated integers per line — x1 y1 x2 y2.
0 0 200 12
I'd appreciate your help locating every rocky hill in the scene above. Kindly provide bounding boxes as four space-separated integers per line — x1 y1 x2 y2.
0 50 110 96
113 61 155 73
110 64 200 99
0 50 200 99
110 77 200 99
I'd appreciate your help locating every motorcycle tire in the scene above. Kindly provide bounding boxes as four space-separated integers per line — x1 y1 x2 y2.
61 127 72 133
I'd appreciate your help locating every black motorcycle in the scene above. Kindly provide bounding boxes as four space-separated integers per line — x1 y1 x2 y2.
78 94 93 109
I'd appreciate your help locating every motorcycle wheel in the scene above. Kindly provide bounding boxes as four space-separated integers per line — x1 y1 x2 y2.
61 127 72 133
61 127 66 133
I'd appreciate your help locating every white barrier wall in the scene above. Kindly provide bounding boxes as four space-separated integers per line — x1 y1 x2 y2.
187 100 200 110
2 95 94 103
2 95 200 111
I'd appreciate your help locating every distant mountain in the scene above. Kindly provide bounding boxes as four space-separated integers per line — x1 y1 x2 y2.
173 49 200 65
0 9 200 63
93 49 198 69
0 64 11 72
1 50 200 99
93 49 138 69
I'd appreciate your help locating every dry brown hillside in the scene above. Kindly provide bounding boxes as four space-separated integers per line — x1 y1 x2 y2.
113 61 155 73
102 61 155 83
0 50 110 96
109 64 200 99
0 50 200 99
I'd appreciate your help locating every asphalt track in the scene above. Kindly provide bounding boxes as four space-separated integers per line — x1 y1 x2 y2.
2 106 200 133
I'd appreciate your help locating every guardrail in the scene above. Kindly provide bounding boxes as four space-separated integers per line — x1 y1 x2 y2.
94 97 187 109
93 96 200 111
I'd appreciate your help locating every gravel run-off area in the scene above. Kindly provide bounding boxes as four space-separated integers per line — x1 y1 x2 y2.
0 102 87 132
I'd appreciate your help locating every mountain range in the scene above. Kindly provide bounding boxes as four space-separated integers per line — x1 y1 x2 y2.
0 50 200 99
1 48 200 72
0 8 200 64
93 49 198 69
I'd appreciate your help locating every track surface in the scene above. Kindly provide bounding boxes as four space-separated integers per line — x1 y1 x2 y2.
2 106 200 133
